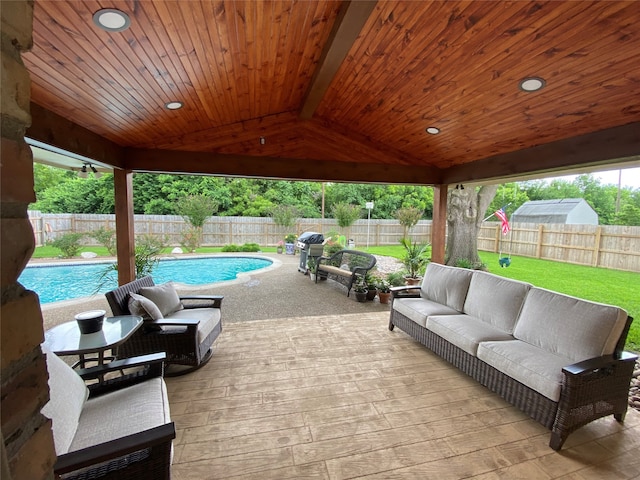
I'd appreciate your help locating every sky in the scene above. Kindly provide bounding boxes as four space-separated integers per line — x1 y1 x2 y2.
546 167 640 189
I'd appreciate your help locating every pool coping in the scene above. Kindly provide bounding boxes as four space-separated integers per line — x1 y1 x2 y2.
32 253 282 310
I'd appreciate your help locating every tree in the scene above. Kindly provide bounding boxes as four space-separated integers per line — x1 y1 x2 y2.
176 194 219 251
445 185 498 267
395 207 423 239
332 202 361 242
270 205 299 239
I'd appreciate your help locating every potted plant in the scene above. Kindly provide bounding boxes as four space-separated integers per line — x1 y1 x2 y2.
284 234 297 255
307 256 317 280
387 271 406 288
400 238 429 285
276 240 284 254
376 278 392 304
365 272 378 301
353 278 368 302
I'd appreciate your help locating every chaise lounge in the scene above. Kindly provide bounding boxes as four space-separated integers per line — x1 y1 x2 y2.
389 262 637 450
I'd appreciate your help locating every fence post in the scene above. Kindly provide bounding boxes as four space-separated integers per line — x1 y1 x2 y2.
536 224 544 258
592 226 602 267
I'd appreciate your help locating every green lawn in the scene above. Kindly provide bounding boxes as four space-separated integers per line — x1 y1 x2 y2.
367 246 640 352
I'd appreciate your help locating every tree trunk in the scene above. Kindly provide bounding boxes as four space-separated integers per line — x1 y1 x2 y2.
445 185 498 267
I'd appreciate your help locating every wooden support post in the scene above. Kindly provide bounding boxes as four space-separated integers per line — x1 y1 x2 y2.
431 185 448 264
114 169 135 285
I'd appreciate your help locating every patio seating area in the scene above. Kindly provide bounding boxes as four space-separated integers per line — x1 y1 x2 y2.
38 254 640 478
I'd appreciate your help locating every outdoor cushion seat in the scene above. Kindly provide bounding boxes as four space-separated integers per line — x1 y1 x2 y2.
105 276 223 375
41 346 175 480
393 298 460 327
427 314 515 356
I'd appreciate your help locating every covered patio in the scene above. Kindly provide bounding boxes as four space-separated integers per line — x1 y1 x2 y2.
1 1 639 478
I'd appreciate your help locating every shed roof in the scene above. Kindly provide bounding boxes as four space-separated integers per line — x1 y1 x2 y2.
511 199 598 225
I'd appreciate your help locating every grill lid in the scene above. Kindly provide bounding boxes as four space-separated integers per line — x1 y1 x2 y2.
297 232 324 244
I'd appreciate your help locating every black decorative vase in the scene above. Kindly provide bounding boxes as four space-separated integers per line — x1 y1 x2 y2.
75 310 105 334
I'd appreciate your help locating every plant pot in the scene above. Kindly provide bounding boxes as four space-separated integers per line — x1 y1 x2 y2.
354 291 367 302
366 288 377 301
405 277 421 286
378 292 391 304
285 243 295 255
75 309 105 334
276 246 283 254
310 273 316 281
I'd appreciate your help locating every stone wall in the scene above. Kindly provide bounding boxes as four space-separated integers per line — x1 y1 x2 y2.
1 1 56 479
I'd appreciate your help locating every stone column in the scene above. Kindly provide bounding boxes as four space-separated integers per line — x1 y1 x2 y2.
1 1 56 479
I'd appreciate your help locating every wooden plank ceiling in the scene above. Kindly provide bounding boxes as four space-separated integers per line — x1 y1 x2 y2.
23 0 640 185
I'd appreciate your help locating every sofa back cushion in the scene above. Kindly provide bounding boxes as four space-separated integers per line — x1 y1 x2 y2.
41 346 89 455
463 271 531 333
420 263 473 312
514 287 628 362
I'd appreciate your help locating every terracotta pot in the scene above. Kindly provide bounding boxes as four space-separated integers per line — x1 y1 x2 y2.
405 277 421 286
378 292 391 304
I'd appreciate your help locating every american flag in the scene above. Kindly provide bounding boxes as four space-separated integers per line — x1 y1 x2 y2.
495 208 511 235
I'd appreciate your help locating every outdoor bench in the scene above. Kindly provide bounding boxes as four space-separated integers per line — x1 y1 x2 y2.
389 262 637 450
315 249 377 296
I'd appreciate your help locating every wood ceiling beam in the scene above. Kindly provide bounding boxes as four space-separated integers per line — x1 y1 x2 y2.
26 103 125 168
442 123 640 185
299 0 377 120
124 147 442 185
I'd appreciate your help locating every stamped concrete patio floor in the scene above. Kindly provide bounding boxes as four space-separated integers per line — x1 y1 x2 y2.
39 254 640 478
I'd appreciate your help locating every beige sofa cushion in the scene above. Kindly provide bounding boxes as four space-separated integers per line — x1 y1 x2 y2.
41 347 90 455
128 292 163 320
394 298 460 327
462 271 531 334
420 263 473 312
427 315 514 356
514 288 628 362
477 340 570 401
69 377 171 452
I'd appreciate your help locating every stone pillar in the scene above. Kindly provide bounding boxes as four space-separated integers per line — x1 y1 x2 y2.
1 1 56 479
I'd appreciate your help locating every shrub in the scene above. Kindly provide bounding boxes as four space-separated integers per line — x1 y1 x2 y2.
240 243 261 252
91 227 116 256
176 194 218 228
387 271 406 287
51 232 84 258
180 226 201 253
221 244 241 252
134 234 167 278
323 240 343 257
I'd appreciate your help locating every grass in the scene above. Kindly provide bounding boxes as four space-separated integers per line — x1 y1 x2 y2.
31 244 640 351
366 245 639 352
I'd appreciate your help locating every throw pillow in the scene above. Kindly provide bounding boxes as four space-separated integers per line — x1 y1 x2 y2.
128 292 163 321
139 282 184 317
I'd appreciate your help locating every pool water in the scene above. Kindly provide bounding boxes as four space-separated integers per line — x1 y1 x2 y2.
20 256 273 304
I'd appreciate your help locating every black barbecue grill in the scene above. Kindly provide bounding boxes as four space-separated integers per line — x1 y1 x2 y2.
296 232 325 273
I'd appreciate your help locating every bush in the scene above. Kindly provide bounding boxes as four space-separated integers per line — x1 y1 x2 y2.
91 227 116 256
240 243 261 252
51 232 84 258
180 226 202 253
387 271 406 287
221 244 241 252
135 234 167 277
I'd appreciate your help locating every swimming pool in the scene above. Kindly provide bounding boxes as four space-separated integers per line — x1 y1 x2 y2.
20 256 273 304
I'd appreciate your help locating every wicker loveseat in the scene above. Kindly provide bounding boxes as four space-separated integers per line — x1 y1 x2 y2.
389 262 637 450
315 249 377 296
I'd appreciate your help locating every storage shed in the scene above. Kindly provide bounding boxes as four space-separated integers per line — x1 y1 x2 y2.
511 199 598 225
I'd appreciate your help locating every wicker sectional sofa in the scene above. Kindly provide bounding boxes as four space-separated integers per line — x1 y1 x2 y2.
389 262 637 450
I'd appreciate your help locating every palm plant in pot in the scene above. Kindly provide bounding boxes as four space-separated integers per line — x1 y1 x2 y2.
400 237 429 285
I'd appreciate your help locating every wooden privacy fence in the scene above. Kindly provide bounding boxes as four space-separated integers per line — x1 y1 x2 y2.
28 212 640 272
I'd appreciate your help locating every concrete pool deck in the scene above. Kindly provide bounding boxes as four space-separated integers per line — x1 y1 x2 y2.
40 252 393 331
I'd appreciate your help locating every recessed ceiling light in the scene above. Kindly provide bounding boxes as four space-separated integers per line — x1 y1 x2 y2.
165 101 183 110
93 9 131 32
519 77 546 92
426 127 440 135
